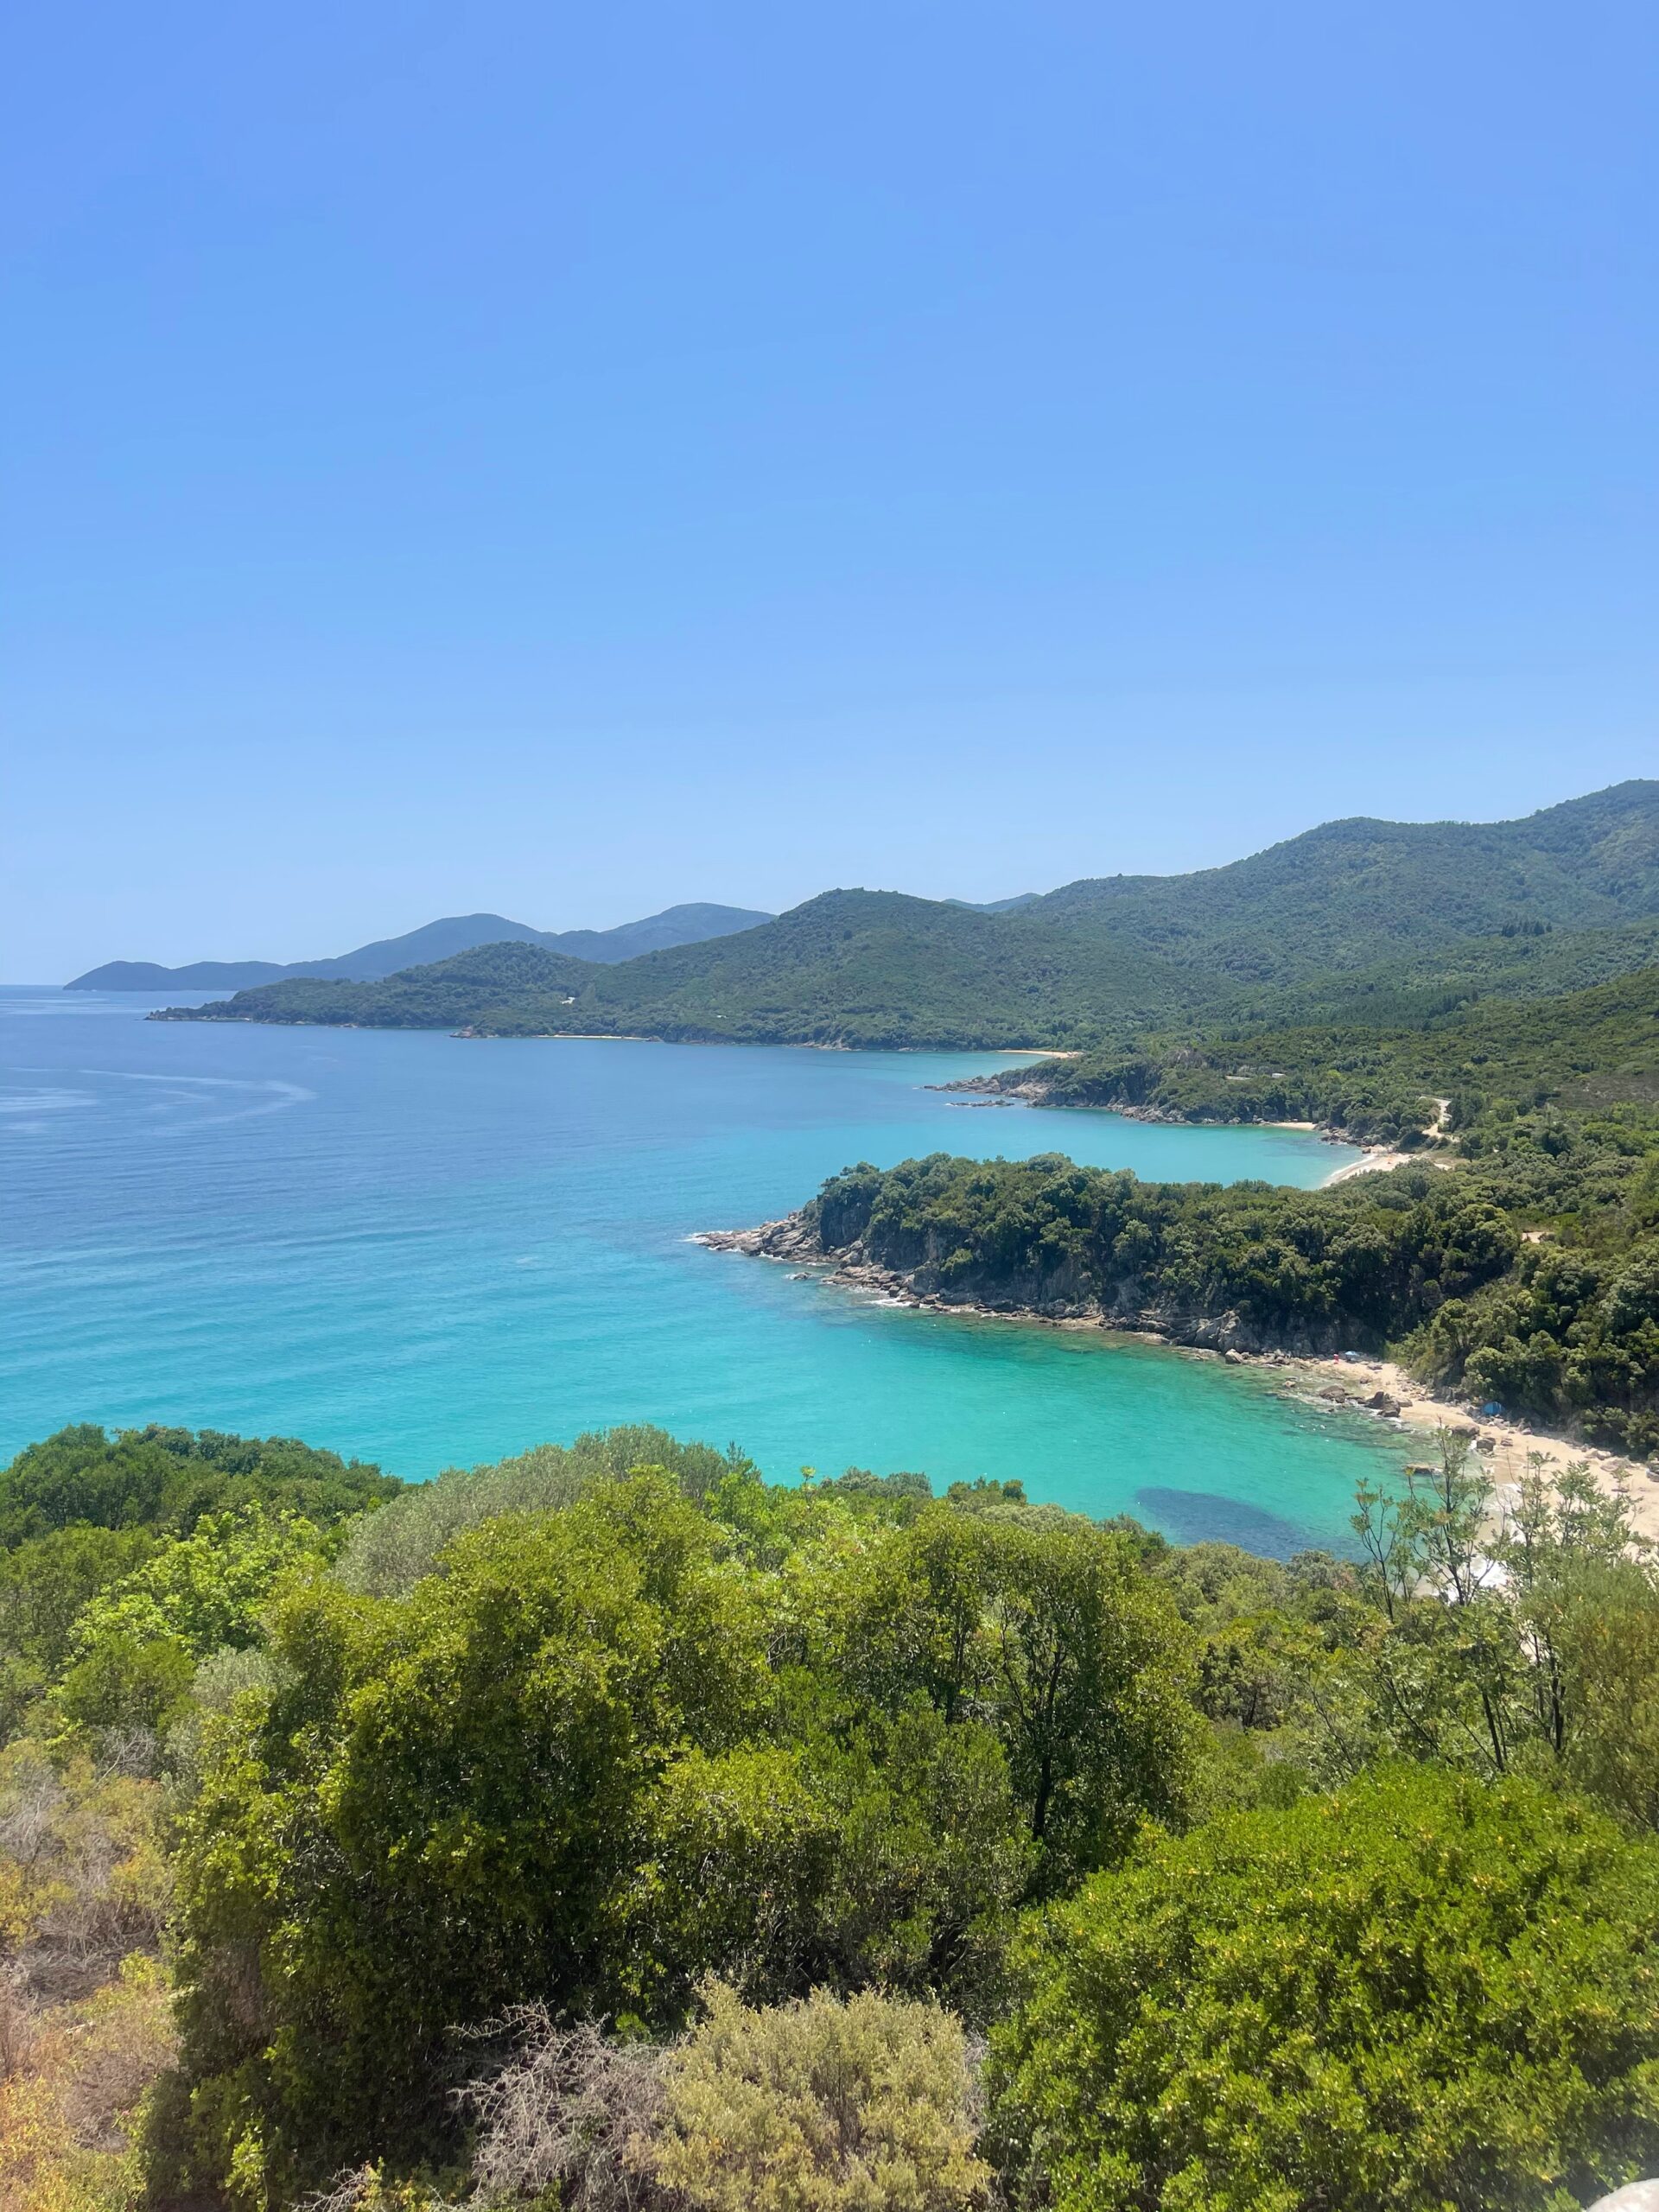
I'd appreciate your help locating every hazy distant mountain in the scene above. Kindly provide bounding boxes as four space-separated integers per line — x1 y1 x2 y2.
548 903 777 962
67 903 773 990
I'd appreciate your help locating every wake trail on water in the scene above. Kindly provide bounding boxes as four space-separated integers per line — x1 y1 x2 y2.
79 1071 318 1127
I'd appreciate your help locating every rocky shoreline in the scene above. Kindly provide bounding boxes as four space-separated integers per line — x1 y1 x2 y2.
695 1212 1659 1530
697 1212 1371 1358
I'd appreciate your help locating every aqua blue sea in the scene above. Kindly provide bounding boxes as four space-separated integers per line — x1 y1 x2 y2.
0 986 1406 1554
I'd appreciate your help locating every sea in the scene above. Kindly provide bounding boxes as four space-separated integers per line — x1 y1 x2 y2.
0 985 1408 1555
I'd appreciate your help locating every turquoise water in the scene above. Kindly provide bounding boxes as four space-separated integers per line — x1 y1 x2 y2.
0 986 1403 1554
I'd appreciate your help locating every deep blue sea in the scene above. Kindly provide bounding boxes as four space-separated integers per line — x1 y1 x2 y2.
0 986 1405 1554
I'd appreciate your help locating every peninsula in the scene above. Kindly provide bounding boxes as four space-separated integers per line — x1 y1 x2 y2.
703 1116 1659 1465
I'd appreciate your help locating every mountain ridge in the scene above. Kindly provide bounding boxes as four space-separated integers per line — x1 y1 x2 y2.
158 888 1220 1049
1023 781 1659 983
153 784 1659 1051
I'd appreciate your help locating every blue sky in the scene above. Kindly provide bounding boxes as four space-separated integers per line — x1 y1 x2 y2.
3 3 1656 977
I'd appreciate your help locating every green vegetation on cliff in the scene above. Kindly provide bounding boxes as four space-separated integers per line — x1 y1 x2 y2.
791 1116 1659 1452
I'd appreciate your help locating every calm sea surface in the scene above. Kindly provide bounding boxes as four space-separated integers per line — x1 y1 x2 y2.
0 986 1405 1553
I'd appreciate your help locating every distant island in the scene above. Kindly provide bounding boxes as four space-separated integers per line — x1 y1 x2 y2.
67 900 774 990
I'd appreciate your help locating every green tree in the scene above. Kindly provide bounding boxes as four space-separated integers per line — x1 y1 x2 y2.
167 1475 777 2196
978 1516 1198 1883
988 1767 1659 2212
0 1523 154 1742
835 1506 1201 1891
0 1423 397 1547
1344 1441 1656 1788
1557 1564 1659 1832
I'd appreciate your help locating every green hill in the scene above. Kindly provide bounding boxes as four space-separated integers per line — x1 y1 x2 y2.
157 785 1659 1052
166 891 1217 1049
1236 916 1659 1031
1026 782 1659 985
70 900 773 989
1015 960 1659 1143
156 938 601 1030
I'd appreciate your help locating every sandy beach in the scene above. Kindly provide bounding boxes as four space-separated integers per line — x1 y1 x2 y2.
1279 1351 1659 1540
1324 1147 1420 1185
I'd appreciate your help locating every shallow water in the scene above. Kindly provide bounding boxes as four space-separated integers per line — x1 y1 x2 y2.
0 987 1404 1553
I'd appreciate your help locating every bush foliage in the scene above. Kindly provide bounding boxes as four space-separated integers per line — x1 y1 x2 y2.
648 1983 988 2212
988 1767 1659 2212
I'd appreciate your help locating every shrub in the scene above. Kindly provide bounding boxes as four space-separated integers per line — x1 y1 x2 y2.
989 1767 1659 2212
334 1428 753 1596
645 1982 988 2212
462 2006 668 2211
166 1475 779 2195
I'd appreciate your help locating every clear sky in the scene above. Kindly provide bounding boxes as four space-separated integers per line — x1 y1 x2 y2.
3 3 1656 978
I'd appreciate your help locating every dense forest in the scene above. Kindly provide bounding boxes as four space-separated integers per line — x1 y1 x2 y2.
160 784 1659 1051
1017 781 1659 985
8 1417 1659 2211
991 957 1659 1146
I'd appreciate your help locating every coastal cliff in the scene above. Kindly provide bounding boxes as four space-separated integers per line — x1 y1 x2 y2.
695 1154 1486 1359
699 1205 1343 1356
697 1147 1659 1465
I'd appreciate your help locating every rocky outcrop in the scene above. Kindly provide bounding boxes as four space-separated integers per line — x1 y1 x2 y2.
695 1216 823 1262
930 1070 1052 1103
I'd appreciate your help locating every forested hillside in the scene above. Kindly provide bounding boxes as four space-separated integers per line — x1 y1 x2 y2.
162 937 601 1030
160 784 1659 1051
1247 915 1659 1028
1002 958 1659 1145
1024 780 1659 985
166 889 1219 1048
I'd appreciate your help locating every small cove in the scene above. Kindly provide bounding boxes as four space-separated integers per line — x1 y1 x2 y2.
0 988 1407 1554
